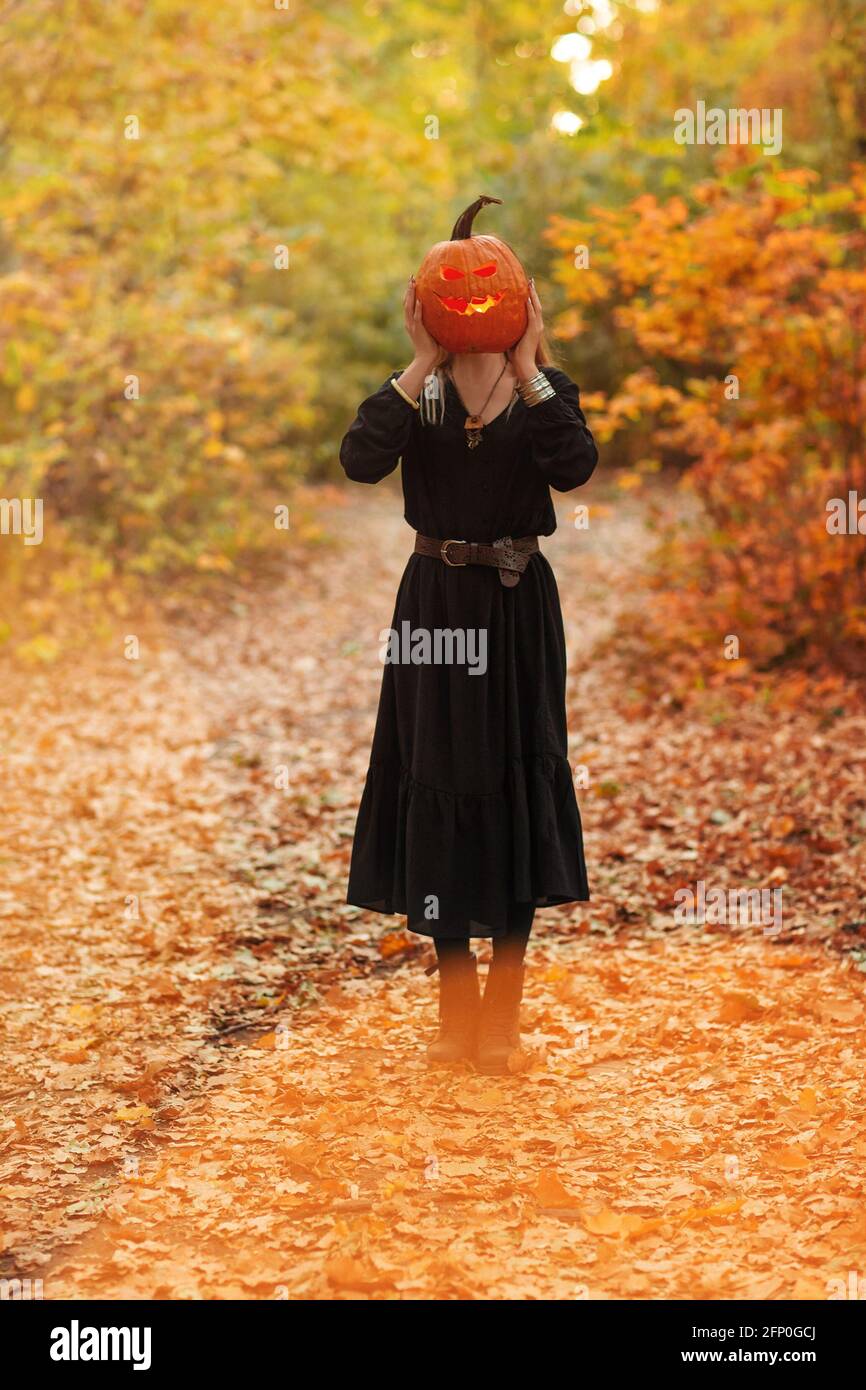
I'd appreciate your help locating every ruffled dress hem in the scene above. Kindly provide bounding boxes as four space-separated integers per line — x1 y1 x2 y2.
346 754 590 939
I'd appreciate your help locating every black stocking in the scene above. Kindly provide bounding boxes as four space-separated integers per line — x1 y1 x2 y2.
492 901 535 968
433 903 535 969
434 935 472 967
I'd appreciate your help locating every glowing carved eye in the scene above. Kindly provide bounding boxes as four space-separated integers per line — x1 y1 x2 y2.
440 265 465 281
473 262 498 277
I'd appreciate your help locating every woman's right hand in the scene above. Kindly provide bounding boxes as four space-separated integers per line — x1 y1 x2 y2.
403 277 439 368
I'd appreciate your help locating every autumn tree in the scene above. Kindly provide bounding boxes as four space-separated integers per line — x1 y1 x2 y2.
550 160 866 677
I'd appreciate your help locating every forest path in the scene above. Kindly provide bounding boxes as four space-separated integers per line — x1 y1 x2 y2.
40 929 866 1301
3 483 864 1299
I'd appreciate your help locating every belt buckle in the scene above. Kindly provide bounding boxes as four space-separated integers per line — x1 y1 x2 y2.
441 538 467 567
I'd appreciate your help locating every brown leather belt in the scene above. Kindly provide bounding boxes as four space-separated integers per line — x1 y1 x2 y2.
414 533 539 588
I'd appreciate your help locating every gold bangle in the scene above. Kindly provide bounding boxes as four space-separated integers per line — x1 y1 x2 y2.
390 377 420 411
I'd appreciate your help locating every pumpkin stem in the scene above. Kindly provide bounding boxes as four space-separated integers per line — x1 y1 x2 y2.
450 195 503 240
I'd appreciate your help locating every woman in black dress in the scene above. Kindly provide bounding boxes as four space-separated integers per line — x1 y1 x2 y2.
340 270 598 1075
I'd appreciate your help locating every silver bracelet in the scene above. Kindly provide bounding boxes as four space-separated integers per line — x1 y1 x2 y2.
518 370 546 395
517 370 555 406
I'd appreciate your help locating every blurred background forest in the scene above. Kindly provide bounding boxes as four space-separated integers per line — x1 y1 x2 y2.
1 0 864 675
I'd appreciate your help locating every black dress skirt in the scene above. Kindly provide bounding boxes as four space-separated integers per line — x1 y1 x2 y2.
339 366 598 940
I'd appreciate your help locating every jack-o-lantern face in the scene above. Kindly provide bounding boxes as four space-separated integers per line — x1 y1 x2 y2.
436 260 504 318
415 196 529 354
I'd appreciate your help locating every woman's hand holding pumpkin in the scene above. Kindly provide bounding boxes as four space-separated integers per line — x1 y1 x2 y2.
404 277 439 370
395 278 439 405
508 281 544 382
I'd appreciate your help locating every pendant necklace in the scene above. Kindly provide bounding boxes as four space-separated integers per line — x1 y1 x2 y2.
448 359 510 450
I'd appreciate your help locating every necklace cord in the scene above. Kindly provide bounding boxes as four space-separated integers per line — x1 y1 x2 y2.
447 359 508 421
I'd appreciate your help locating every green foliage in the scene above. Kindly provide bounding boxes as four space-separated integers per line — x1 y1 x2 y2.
1 0 862 618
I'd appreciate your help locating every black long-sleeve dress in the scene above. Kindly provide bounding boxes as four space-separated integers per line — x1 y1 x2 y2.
339 366 598 940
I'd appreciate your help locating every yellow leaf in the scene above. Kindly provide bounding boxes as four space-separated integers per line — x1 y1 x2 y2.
55 1038 99 1063
17 634 60 665
195 552 233 572
115 1104 154 1126
67 1005 99 1024
616 471 643 490
679 1198 743 1225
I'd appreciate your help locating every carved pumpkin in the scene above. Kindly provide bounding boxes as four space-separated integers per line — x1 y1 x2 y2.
415 195 528 354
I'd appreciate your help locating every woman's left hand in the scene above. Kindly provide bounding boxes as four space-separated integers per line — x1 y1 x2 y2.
508 280 544 381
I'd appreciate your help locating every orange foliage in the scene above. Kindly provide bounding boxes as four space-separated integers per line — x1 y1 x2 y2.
549 164 866 677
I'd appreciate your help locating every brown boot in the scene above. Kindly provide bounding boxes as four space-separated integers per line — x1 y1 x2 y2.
426 953 480 1065
477 962 525 1074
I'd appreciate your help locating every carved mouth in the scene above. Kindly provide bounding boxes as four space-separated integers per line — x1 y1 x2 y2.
435 292 505 316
